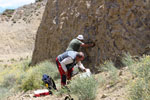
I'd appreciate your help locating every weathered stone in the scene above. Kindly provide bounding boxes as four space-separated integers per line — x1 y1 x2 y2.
31 0 150 72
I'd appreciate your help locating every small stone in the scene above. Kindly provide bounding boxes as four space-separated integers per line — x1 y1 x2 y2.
101 94 107 98
119 71 123 76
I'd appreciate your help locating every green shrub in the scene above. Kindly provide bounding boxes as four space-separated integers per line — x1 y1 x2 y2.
133 56 150 79
20 61 59 91
122 53 136 67
97 75 107 87
35 0 43 2
21 70 43 91
20 58 31 71
101 61 119 85
0 86 10 100
136 64 150 79
128 56 150 100
121 53 139 77
2 9 14 18
0 59 59 93
0 72 17 99
128 79 150 100
56 86 69 96
0 65 4 73
38 61 60 80
127 55 150 78
69 76 98 100
1 74 16 88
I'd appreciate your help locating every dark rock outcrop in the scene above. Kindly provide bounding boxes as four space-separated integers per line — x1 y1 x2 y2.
31 0 150 72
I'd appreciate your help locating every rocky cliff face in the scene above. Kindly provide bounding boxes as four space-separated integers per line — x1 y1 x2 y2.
31 0 150 71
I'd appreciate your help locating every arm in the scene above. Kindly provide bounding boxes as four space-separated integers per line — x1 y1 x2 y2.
80 43 94 48
80 40 95 48
77 61 86 72
77 39 95 48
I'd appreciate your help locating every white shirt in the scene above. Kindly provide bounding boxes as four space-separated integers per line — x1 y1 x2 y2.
60 57 85 72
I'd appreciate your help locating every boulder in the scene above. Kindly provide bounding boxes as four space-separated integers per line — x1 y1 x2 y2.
31 0 150 72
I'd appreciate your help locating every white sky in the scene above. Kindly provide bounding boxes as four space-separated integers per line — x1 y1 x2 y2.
0 0 35 8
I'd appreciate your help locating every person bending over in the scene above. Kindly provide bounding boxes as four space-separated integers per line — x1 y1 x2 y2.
56 51 87 87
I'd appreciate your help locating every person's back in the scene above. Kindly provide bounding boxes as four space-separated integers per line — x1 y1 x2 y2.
57 51 77 62
66 38 83 51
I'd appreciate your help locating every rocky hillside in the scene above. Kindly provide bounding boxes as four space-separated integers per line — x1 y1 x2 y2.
0 0 46 62
31 0 150 71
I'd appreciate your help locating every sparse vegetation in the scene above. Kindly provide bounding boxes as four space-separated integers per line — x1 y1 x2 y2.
128 55 150 100
122 53 136 67
10 58 17 62
68 76 98 100
101 61 119 85
55 75 99 100
98 75 107 87
1 74 16 88
2 9 14 18
1 53 150 100
20 61 59 91
56 86 69 96
0 59 59 99
1 0 150 99
121 53 140 77
35 0 43 3
0 86 11 99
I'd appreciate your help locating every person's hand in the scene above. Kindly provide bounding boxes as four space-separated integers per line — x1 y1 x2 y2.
88 42 95 47
91 42 95 47
83 69 87 72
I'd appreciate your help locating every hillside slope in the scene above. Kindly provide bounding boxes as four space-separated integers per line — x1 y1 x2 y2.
0 0 46 62
6 66 130 100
